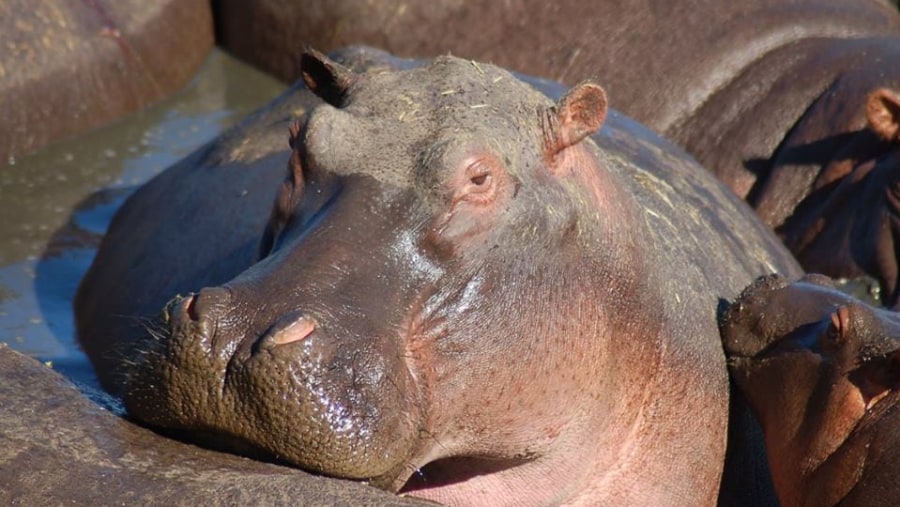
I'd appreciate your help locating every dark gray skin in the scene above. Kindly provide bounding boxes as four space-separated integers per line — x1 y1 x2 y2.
76 47 801 506
0 344 432 507
1 0 213 160
722 274 900 507
213 0 900 307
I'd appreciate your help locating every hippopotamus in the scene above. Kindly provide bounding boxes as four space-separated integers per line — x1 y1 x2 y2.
213 0 900 306
0 344 430 507
2 0 213 160
722 274 900 507
75 47 801 506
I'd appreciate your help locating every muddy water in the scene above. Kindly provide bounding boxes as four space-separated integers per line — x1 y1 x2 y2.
0 49 285 390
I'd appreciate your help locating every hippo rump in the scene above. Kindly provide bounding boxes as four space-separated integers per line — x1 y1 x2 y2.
0 345 430 507
722 274 900 507
213 0 900 306
75 47 801 506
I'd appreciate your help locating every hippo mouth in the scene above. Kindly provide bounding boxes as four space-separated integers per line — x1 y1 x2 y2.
399 456 533 494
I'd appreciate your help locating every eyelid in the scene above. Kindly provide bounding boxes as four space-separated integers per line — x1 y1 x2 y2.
466 158 494 186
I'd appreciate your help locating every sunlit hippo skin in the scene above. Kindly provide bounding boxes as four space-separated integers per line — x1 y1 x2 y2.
214 0 900 307
76 47 801 506
722 274 900 507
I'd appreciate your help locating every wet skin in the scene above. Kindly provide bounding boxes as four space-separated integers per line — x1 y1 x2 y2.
76 47 801 506
723 274 900 507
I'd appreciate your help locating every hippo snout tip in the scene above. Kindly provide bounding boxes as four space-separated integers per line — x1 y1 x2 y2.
167 287 234 323
721 273 846 358
720 274 791 358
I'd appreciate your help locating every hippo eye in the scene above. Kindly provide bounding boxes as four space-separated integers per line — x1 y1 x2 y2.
470 172 490 186
457 156 504 205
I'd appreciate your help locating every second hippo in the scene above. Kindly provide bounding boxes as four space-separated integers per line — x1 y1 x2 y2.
723 274 900 507
76 48 801 506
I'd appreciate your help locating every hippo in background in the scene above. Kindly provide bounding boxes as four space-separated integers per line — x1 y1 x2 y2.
722 274 900 507
75 47 800 506
1 0 213 160
213 0 900 307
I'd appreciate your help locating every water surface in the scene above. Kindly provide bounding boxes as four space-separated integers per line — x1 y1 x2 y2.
0 49 285 390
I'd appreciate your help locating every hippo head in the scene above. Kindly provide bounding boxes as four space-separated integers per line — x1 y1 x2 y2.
776 88 900 308
722 274 900 506
124 51 647 503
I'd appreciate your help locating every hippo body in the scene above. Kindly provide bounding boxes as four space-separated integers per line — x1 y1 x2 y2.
0 345 430 507
722 274 900 507
2 0 213 160
215 0 900 306
76 48 801 506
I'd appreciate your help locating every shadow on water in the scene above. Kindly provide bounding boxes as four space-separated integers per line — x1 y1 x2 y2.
0 49 285 391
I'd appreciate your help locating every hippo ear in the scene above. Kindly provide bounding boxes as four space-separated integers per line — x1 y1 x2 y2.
866 88 900 141
544 82 608 157
300 49 359 108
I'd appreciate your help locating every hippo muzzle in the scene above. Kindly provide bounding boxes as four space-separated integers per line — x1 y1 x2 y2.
125 176 431 487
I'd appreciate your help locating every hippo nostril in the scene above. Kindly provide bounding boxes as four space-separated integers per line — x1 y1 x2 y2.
184 294 199 321
272 317 317 345
258 313 318 351
169 286 233 326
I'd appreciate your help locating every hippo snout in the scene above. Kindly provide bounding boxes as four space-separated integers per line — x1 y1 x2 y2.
164 287 339 369
721 274 843 358
126 279 425 485
720 274 791 358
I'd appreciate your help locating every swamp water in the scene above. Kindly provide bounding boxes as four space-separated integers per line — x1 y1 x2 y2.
0 49 285 391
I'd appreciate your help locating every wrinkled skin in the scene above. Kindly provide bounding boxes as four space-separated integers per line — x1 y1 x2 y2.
0 345 432 507
722 274 900 507
214 0 900 307
76 47 801 506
